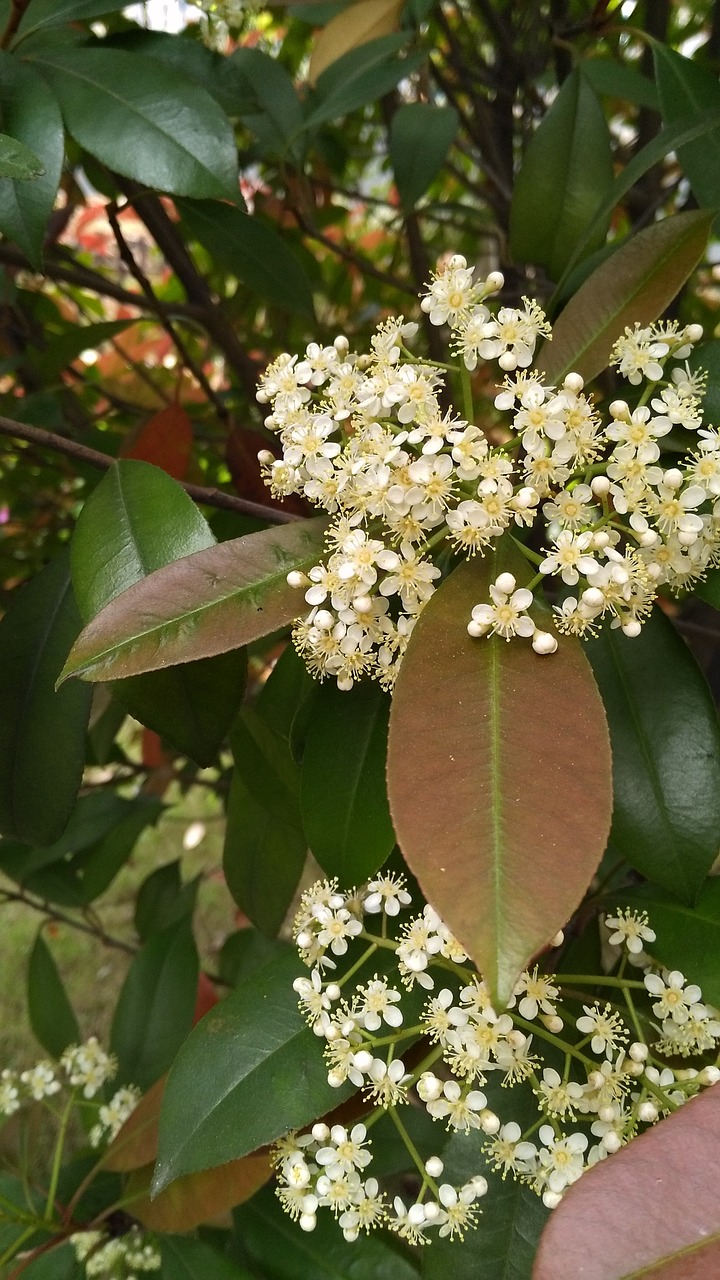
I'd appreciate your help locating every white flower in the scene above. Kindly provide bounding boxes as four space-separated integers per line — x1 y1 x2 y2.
539 530 597 586
644 969 704 1025
316 1124 372 1178
425 1079 487 1131
605 909 656 954
576 1004 628 1056
20 1062 61 1100
486 1122 538 1177
468 578 535 641
363 874 411 916
536 1125 588 1194
355 978 404 1031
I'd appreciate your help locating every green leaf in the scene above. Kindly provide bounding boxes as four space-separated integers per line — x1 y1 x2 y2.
233 1184 421 1280
387 547 612 1007
581 56 659 110
27 933 80 1058
220 46 304 154
111 918 199 1092
30 47 239 200
390 102 459 211
61 517 327 683
72 461 245 764
654 44 720 212
161 1235 255 1280
134 860 199 943
178 198 314 318
254 641 316 760
0 132 44 178
509 69 613 282
536 209 713 384
305 35 420 131
27 319 132 383
224 711 306 936
688 339 720 428
585 608 720 903
219 928 292 987
19 1243 84 1279
0 549 92 845
611 880 720 1010
17 0 127 40
301 680 395 882
154 949 354 1191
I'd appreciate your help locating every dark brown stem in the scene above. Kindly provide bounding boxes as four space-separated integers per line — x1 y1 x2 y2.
0 0 30 49
293 208 416 297
0 887 137 956
0 414 300 524
106 200 230 422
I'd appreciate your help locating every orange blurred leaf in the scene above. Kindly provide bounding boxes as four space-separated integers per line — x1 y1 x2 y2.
127 1151 273 1232
122 404 193 481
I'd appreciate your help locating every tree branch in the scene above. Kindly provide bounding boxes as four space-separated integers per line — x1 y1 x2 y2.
0 887 137 956
0 0 30 49
0 413 300 524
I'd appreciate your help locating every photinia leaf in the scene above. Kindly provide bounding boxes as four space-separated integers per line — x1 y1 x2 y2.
301 680 395 883
178 198 315 318
581 56 659 110
29 47 239 200
0 549 92 845
232 1183 421 1280
536 209 713 384
509 68 614 282
27 932 80 1059
128 1154 272 1233
221 46 304 153
110 918 199 1092
120 404 194 481
309 0 405 83
390 102 458 210
224 712 307 937
153 948 355 1192
303 34 418 131
611 880 720 1011
134 861 199 943
687 340 720 431
72 460 246 764
61 517 327 684
160 1236 256 1280
654 44 720 212
533 1084 720 1279
386 549 612 1007
16 0 127 39
0 53 63 264
585 608 720 903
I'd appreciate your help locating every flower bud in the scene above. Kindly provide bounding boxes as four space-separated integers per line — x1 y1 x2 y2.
637 1100 658 1122
312 1122 330 1141
287 570 308 589
686 323 703 343
563 372 584 394
425 1156 444 1177
486 270 505 292
621 619 642 638
257 449 274 464
532 631 558 655
629 1042 648 1063
591 475 611 498
480 1109 500 1134
700 1066 720 1086
423 1201 440 1221
299 1213 317 1232
582 587 605 611
663 468 683 489
609 399 630 420
495 572 517 594
602 1132 622 1153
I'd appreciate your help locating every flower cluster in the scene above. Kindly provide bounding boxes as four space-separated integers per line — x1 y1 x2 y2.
0 1036 141 1152
71 1227 160 1278
257 255 715 688
271 879 720 1244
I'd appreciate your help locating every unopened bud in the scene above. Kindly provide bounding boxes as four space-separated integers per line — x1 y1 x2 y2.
480 1109 500 1134
629 1042 648 1063
609 399 630 420
591 475 611 498
486 270 505 292
663 468 683 489
257 449 274 464
532 631 558 655
602 1132 622 1153
425 1156 444 1177
637 1100 659 1123
621 619 642 638
495 572 517 594
563 372 584 394
686 323 703 343
287 570 308 589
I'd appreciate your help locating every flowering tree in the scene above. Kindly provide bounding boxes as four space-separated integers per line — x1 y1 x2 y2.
2 0 720 1276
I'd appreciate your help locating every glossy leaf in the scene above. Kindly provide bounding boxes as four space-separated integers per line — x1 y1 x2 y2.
0 549 92 844
154 949 354 1191
27 933 80 1058
585 608 720 902
309 0 404 83
0 132 44 178
581 56 659 110
134 861 199 944
509 69 613 282
104 1075 167 1172
301 680 395 882
0 54 63 265
17 0 126 38
31 48 238 200
387 550 612 1007
178 198 315 318
19 1243 83 1279
61 517 327 683
304 34 417 131
537 209 713 384
219 928 292 987
110 919 199 1092
161 1236 256 1280
612 880 720 1010
130 1155 272 1232
72 460 245 764
654 44 720 211
533 1084 720 1279
390 103 458 210
688 340 720 429
233 1183 420 1280
224 712 307 937
220 45 303 154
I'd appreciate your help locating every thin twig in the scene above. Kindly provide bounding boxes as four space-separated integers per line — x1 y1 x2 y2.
0 414 300 523
0 887 137 956
0 0 30 49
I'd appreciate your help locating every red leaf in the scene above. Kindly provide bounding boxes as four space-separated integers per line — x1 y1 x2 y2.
226 426 308 517
387 549 612 1006
532 1085 720 1279
122 405 193 481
